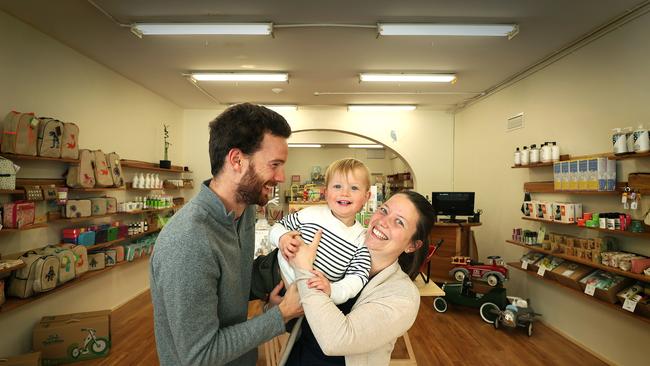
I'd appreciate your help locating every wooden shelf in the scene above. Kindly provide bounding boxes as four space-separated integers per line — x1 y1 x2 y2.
523 181 625 195
0 153 79 164
511 154 570 168
69 186 126 192
506 240 650 283
507 263 650 325
49 206 178 224
0 261 25 276
0 255 151 316
0 189 24 195
0 223 49 234
608 151 650 160
522 217 650 238
85 228 161 251
120 160 188 173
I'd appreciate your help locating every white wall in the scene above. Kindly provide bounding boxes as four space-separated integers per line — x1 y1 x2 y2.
0 11 184 356
454 13 650 366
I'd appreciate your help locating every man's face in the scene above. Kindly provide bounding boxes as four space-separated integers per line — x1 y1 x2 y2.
236 133 288 206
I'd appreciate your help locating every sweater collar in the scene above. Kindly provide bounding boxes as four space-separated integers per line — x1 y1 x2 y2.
196 179 239 224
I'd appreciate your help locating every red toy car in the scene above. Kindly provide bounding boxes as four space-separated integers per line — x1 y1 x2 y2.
449 255 509 287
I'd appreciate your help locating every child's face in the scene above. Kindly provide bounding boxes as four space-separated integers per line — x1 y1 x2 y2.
325 169 370 225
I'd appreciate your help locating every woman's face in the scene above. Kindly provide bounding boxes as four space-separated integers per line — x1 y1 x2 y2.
365 194 419 260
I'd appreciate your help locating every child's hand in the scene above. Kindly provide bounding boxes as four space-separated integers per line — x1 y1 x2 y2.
279 231 301 260
307 269 331 296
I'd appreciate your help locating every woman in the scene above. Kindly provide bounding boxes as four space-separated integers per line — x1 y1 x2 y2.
285 191 435 365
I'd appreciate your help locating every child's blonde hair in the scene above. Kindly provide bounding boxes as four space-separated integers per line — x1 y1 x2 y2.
324 158 371 190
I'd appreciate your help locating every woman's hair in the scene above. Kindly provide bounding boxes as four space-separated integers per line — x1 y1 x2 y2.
396 191 437 279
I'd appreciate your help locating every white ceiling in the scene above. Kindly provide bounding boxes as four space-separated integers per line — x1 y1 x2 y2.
1 0 646 110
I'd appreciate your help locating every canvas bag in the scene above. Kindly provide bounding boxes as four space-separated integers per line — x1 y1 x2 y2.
66 149 95 188
1 111 21 153
37 118 63 158
0 155 18 190
60 244 89 276
88 253 105 271
90 197 108 216
105 197 117 213
13 113 39 156
105 152 124 187
64 199 91 218
8 251 59 298
92 150 113 187
60 122 79 159
39 246 76 284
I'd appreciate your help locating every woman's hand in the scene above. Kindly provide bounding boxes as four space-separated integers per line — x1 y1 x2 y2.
307 270 331 296
291 229 323 270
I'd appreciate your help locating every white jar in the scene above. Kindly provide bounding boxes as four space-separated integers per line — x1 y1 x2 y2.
551 142 560 162
514 148 521 166
145 173 152 189
633 124 650 153
529 144 540 164
612 128 628 155
521 146 530 165
133 174 140 189
540 143 552 163
137 173 146 188
624 127 635 153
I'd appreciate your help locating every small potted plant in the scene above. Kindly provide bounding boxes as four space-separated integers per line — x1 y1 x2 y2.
160 124 172 169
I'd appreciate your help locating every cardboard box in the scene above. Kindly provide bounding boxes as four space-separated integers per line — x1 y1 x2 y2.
33 310 110 365
552 203 576 223
553 162 562 190
550 261 595 289
597 157 608 191
0 351 41 365
607 159 617 191
577 159 589 190
579 271 633 303
561 161 570 190
569 160 579 190
587 158 599 191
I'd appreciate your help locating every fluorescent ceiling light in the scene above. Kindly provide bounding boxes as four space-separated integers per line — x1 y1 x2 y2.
263 105 298 112
378 23 518 37
348 105 416 111
191 73 288 82
132 23 272 35
288 144 322 148
359 73 456 83
348 144 384 149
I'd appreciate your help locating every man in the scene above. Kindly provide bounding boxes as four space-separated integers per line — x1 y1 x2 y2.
150 103 302 366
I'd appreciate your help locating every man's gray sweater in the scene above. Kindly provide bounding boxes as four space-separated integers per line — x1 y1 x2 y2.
150 181 285 366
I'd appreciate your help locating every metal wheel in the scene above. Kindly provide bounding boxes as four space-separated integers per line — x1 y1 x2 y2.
433 297 448 313
453 270 466 282
486 274 499 287
479 302 500 324
493 316 500 329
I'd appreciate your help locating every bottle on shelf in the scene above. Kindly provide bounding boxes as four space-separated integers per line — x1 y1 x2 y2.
137 173 145 188
612 128 628 155
145 174 152 189
624 127 635 153
514 147 521 166
530 144 540 164
633 124 650 153
133 173 140 189
551 141 560 162
154 174 160 189
540 142 552 163
521 146 530 165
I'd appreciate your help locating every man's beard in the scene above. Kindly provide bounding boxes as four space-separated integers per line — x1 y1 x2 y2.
236 163 274 206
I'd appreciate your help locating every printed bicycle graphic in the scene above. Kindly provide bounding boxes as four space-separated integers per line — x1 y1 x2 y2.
67 327 109 359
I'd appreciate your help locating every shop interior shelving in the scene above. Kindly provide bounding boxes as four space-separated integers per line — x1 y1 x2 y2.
0 189 24 195
84 228 162 251
120 160 190 173
0 223 49 234
507 263 650 325
522 181 627 195
521 217 650 239
506 240 649 282
0 152 79 164
511 154 570 168
608 151 650 160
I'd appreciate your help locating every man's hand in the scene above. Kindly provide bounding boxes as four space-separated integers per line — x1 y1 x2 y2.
306 270 331 296
268 281 285 306
277 283 304 323
278 231 301 260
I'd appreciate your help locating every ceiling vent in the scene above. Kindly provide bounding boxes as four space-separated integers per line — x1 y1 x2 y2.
506 113 524 131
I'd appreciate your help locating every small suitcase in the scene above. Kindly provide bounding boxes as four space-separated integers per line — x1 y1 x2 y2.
88 253 105 271
90 197 108 216
3 201 35 228
105 197 118 214
64 199 91 218
104 249 117 266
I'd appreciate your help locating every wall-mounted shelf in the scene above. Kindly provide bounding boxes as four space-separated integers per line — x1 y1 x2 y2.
523 181 626 195
0 153 79 164
0 189 24 195
608 151 650 160
0 261 26 276
120 160 189 173
85 228 162 251
511 154 570 169
506 240 649 283
69 186 126 192
507 263 650 325
0 224 49 235
521 217 650 239
50 206 178 224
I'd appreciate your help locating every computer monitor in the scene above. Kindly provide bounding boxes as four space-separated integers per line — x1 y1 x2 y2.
431 192 475 222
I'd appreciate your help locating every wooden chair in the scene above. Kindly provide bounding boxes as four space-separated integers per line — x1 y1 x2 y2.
418 239 443 283
263 332 289 366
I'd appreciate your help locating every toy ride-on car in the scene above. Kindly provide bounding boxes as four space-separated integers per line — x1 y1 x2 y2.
492 297 541 337
432 277 508 324
449 255 509 287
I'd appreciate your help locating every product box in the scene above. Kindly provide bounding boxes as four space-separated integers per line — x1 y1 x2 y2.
0 351 41 365
536 256 564 278
577 159 589 190
553 162 562 190
597 157 608 191
587 158 599 191
550 261 595 289
3 202 36 229
552 203 576 223
88 253 106 271
33 310 110 365
573 203 583 221
520 252 545 272
579 271 633 303
522 201 534 217
561 161 570 190
606 159 617 191
568 160 579 190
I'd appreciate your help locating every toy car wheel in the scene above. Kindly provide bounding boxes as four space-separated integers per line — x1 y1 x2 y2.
527 322 533 337
453 270 466 282
486 274 499 287
479 302 500 324
433 297 448 313
494 316 500 329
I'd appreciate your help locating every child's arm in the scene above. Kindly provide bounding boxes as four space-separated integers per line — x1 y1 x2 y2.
329 246 371 304
268 211 302 259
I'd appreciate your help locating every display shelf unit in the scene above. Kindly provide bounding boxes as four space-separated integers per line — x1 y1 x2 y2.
125 181 193 190
511 154 570 168
120 160 189 173
507 263 650 325
387 173 414 191
0 261 25 276
506 240 649 283
0 254 152 316
521 217 650 239
69 186 126 193
0 223 49 235
49 206 179 224
85 228 162 251
0 189 24 195
0 153 79 164
608 151 650 160
523 181 626 195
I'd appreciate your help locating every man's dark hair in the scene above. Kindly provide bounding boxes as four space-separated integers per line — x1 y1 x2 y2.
208 103 292 176
396 191 437 279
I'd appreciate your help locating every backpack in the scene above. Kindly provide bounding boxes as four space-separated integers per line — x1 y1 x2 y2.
8 251 59 298
106 152 124 187
66 149 95 188
60 122 79 159
39 246 76 284
1 111 20 152
92 150 113 187
1 112 39 155
37 118 64 158
60 243 89 276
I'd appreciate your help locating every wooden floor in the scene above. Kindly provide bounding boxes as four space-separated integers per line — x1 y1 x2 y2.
78 291 608 366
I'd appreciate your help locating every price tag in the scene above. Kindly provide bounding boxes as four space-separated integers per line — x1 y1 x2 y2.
537 266 546 277
584 284 596 296
521 261 529 270
622 298 638 312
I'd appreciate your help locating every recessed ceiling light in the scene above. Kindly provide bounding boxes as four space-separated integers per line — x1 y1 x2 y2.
132 23 273 36
378 23 518 37
348 105 416 111
348 144 384 149
190 72 288 82
359 73 456 83
288 144 322 148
